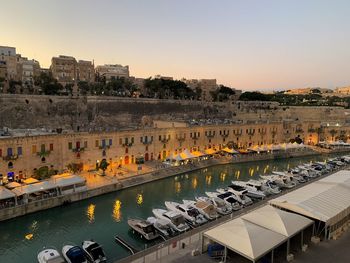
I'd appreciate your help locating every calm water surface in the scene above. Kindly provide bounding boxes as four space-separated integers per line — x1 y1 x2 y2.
0 153 342 262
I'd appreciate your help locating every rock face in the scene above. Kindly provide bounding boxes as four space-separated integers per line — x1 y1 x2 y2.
0 95 233 130
1 94 349 131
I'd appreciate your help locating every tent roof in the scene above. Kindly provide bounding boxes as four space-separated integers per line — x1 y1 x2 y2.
12 181 57 196
53 175 86 187
269 170 350 226
242 205 313 237
23 177 39 184
204 218 286 260
0 186 16 200
5 182 22 189
192 151 206 157
205 148 218 155
179 149 196 159
222 147 239 154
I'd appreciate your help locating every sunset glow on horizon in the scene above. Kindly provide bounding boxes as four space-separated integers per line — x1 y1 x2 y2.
2 0 350 91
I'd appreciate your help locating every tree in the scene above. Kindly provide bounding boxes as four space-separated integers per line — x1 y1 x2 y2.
98 159 109 176
34 72 63 95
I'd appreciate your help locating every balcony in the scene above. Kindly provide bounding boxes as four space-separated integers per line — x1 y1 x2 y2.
99 145 111 150
3 155 18 161
308 128 316 133
122 142 133 147
160 138 170 143
37 150 51 158
190 135 199 140
176 136 186 143
205 133 215 139
142 139 153 145
295 128 304 133
72 147 85 153
246 132 255 136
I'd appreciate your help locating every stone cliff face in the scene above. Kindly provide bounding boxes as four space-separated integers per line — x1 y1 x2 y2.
1 94 349 131
0 95 233 130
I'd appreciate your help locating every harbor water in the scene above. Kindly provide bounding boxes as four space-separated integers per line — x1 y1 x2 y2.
0 153 342 262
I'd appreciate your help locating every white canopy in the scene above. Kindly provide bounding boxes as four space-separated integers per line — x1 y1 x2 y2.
242 205 313 237
0 186 16 200
269 170 350 226
204 218 286 261
12 181 57 196
52 175 86 188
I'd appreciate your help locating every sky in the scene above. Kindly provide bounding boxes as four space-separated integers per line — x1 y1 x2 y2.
1 0 350 91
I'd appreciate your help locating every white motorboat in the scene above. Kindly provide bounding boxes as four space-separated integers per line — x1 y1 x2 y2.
82 240 107 263
165 201 207 226
62 245 89 263
217 185 253 206
272 171 305 184
260 175 296 189
195 196 232 215
246 179 281 195
147 216 176 238
128 218 159 240
37 247 65 263
152 208 190 232
205 191 241 211
231 181 266 199
183 199 218 220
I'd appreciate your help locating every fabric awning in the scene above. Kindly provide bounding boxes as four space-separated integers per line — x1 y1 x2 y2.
5 182 22 189
179 149 196 159
12 181 57 196
0 186 16 200
205 148 218 155
192 151 206 157
242 205 313 237
52 175 86 187
23 178 39 185
222 147 239 154
204 218 286 261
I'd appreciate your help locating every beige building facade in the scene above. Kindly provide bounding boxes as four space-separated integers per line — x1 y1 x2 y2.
0 120 349 179
95 64 129 81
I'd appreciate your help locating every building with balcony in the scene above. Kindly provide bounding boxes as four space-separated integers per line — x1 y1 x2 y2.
95 64 129 81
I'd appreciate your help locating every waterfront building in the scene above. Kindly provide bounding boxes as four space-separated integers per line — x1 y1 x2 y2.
183 78 218 101
95 64 129 81
0 46 19 81
0 119 349 180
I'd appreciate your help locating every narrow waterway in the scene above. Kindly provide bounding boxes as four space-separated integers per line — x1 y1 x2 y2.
0 153 342 262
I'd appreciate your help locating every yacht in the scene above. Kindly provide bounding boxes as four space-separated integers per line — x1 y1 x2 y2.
272 171 305 184
231 181 266 199
246 179 281 195
37 247 65 263
165 201 207 226
195 196 232 215
127 218 159 240
147 216 176 238
183 199 218 220
260 175 296 189
205 191 241 211
62 245 89 263
217 185 253 206
82 240 107 263
152 208 190 232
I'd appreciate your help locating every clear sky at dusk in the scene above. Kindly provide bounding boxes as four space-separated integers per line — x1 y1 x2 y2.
1 0 350 91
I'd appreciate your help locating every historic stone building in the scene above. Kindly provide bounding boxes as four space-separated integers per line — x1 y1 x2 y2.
95 64 129 81
0 119 349 179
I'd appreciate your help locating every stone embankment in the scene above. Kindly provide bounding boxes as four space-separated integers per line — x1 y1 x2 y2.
0 148 323 222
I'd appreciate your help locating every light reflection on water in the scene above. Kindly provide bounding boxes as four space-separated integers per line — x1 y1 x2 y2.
112 199 122 222
0 152 345 263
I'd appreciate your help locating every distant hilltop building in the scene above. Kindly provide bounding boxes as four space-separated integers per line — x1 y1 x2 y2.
95 64 129 81
183 78 217 101
0 46 41 91
50 55 94 85
284 87 333 95
334 86 350 95
154 75 173 80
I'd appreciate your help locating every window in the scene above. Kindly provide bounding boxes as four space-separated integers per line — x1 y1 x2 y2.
49 143 54 151
84 141 88 148
41 144 45 152
159 135 162 141
95 140 99 147
109 139 112 146
131 137 134 144
17 147 22 156
102 139 106 147
32 145 37 154
68 142 72 150
7 148 12 156
0 148 2 157
76 141 80 149
119 138 122 145
140 136 143 143
125 147 128 154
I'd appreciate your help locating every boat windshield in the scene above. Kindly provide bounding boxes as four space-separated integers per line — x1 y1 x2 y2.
66 246 86 263
226 197 236 204
87 243 105 260
203 205 215 214
171 215 185 226
143 225 155 234
187 208 199 217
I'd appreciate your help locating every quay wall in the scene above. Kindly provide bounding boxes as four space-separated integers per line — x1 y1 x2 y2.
0 148 330 222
